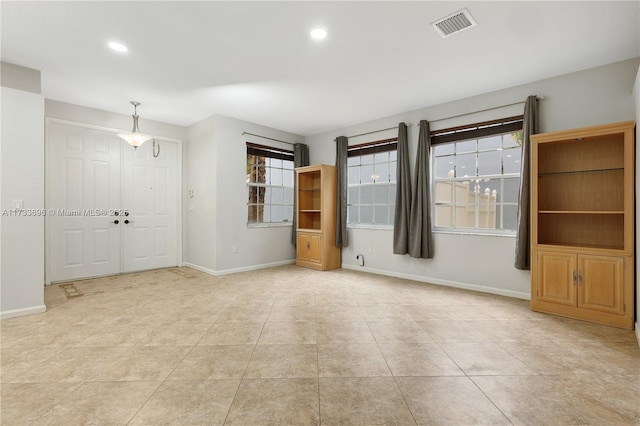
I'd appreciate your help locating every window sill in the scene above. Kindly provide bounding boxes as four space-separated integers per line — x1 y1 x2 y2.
433 229 516 238
247 222 293 229
347 224 393 231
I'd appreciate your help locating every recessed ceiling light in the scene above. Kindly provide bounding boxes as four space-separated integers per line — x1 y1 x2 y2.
108 41 128 52
310 28 327 40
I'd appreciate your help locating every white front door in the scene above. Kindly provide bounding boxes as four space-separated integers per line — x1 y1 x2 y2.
122 139 178 272
48 123 122 281
47 121 180 283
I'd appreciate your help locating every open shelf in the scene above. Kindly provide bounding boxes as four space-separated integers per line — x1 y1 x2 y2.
298 171 322 211
538 210 624 214
537 198 625 250
538 167 623 176
299 211 321 230
539 211 624 215
537 168 623 212
533 125 630 252
537 134 624 174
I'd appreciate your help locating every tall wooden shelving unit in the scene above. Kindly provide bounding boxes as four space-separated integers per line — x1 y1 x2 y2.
530 121 635 329
296 164 341 271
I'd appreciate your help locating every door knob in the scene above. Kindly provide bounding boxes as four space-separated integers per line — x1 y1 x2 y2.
113 220 119 224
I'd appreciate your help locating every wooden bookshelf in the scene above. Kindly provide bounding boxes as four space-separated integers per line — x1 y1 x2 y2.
530 121 635 329
295 164 341 270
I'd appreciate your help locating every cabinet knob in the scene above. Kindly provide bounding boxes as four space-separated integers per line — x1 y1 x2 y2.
572 271 577 285
306 242 310 250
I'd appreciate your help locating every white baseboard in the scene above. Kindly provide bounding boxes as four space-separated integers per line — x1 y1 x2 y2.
1 305 47 320
183 259 296 277
341 264 530 300
182 263 218 276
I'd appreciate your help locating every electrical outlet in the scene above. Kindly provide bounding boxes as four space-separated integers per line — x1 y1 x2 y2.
231 245 237 254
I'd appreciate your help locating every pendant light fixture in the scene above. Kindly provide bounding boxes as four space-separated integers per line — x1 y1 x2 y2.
118 101 152 149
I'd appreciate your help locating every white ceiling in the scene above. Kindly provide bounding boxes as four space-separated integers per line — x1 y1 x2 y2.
2 1 639 136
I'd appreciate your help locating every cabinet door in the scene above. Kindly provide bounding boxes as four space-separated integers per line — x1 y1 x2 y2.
296 234 309 261
537 251 577 306
297 233 321 263
578 254 624 315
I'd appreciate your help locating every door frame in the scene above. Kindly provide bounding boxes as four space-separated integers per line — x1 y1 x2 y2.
45 118 183 284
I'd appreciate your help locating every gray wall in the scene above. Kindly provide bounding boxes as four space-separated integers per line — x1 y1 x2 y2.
186 114 304 275
0 62 41 94
306 58 639 299
1 62 46 318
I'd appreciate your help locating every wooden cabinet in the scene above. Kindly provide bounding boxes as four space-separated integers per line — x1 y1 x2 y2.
537 251 626 315
530 121 634 329
296 164 341 270
297 233 321 263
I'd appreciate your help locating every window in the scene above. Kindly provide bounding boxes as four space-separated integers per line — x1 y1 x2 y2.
347 138 397 227
246 142 294 226
432 116 523 233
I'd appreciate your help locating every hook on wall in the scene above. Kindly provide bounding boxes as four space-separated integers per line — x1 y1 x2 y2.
152 139 160 158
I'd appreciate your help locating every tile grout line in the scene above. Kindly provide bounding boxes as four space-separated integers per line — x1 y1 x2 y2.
362 300 419 426
220 295 275 425
314 289 322 426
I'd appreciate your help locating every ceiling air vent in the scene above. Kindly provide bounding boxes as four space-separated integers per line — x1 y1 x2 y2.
432 8 477 38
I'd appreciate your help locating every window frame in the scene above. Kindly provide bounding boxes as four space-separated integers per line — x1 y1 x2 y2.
246 142 295 228
431 116 523 236
347 137 398 230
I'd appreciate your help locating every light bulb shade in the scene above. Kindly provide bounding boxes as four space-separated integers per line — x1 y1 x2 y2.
118 113 151 148
117 131 152 148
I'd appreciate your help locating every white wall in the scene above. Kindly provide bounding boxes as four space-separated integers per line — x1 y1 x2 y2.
186 114 304 275
44 100 189 263
306 58 640 299
185 116 218 272
1 85 46 318
45 100 186 141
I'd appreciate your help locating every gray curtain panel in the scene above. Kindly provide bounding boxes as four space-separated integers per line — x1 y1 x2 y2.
335 136 349 247
408 120 434 259
292 143 310 245
393 122 411 254
514 96 539 270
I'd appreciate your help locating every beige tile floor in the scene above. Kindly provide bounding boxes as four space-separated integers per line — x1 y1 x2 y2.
1 265 639 425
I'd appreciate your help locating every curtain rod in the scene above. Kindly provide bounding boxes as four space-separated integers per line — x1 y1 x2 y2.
335 124 411 141
242 131 296 146
333 96 544 140
430 96 544 124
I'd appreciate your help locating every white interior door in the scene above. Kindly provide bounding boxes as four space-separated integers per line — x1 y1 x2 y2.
48 123 122 281
47 121 180 283
122 139 179 272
